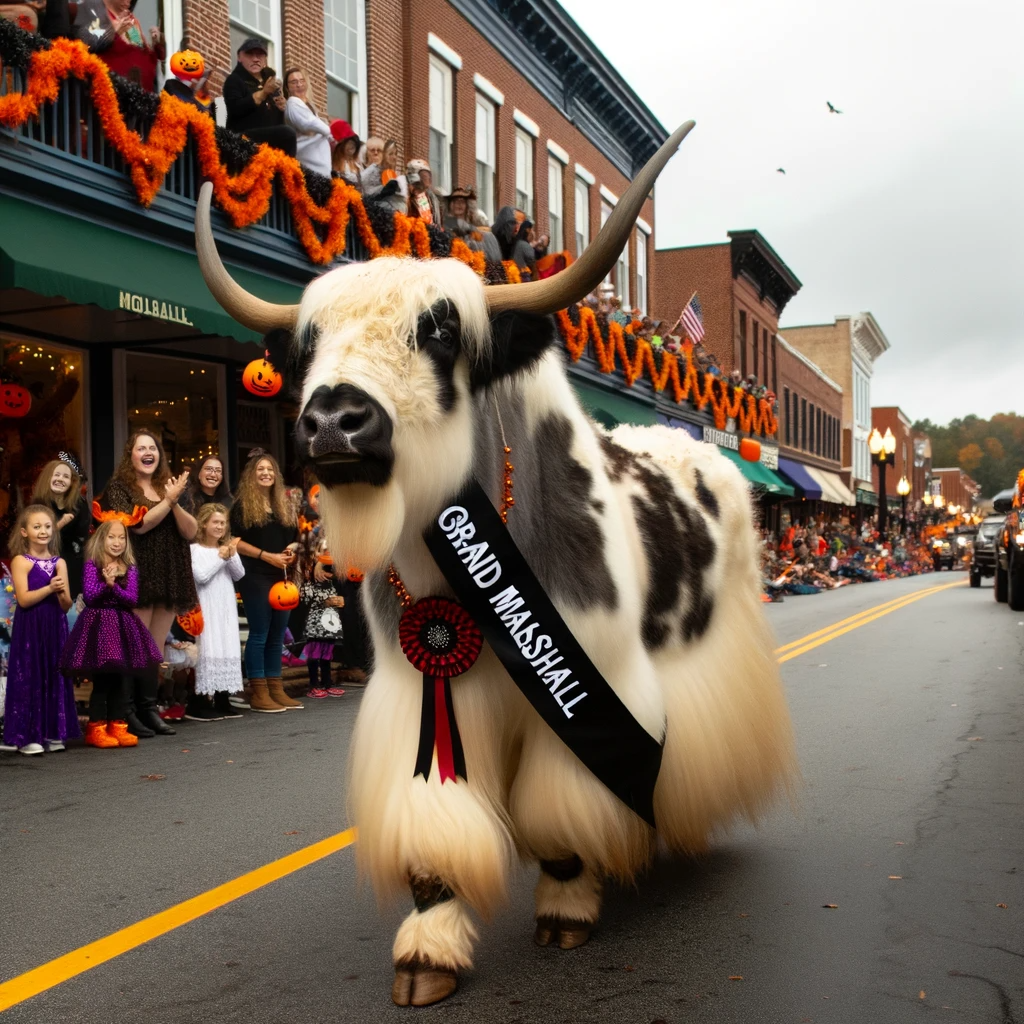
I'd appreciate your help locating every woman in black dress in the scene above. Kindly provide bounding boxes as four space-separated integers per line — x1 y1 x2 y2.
184 455 233 513
31 455 90 600
97 430 197 736
230 450 299 713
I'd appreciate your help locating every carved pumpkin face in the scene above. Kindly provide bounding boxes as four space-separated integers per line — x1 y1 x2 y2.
0 384 31 418
269 580 300 610
242 357 282 397
177 606 205 636
170 49 205 81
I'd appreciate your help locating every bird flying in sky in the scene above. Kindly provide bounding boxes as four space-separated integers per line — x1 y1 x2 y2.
827 101 843 114
776 168 786 174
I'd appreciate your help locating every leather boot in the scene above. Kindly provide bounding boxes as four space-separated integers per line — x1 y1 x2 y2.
267 677 303 709
123 678 155 738
249 679 287 713
138 670 175 735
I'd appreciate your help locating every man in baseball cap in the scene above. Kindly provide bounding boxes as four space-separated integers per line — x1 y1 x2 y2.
222 36 297 155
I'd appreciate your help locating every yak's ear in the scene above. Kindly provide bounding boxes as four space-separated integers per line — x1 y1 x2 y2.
470 311 556 391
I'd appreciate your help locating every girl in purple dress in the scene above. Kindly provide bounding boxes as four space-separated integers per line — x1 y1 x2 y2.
61 518 163 748
4 504 78 755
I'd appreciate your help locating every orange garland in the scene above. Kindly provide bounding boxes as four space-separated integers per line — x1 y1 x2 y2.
0 36 776 438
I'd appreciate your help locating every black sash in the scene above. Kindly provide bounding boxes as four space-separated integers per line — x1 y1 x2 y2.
423 479 663 827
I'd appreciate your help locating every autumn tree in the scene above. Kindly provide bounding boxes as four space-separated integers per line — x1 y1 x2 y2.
913 412 1024 498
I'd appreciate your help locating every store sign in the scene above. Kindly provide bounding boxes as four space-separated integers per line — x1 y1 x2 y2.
702 426 779 470
119 291 194 327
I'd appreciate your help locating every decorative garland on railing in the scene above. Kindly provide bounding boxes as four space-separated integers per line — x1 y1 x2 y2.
0 22 777 437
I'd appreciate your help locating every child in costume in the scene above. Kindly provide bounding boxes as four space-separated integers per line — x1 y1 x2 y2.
189 502 246 720
3 505 78 755
61 518 163 748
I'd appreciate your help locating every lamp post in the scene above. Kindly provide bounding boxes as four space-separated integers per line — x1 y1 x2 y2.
868 427 897 535
897 476 911 535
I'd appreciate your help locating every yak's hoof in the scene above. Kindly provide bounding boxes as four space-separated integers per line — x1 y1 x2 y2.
534 916 592 950
391 960 458 1007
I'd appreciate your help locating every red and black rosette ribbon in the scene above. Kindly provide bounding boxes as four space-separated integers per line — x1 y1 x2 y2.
399 597 482 783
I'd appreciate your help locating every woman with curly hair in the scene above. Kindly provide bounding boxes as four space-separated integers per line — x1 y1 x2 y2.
96 429 197 736
31 455 90 599
229 450 300 712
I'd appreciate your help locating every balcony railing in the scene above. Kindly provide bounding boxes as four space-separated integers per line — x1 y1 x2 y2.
0 67 369 270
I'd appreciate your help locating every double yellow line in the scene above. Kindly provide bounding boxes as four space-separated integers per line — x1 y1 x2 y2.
1 578 965 1012
774 578 965 664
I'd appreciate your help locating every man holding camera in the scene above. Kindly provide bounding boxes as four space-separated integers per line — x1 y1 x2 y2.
223 37 297 157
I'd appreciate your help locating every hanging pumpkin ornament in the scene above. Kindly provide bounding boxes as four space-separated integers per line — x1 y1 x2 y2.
269 579 300 610
169 49 206 81
242 352 283 397
177 606 205 636
739 437 761 463
346 565 365 583
0 383 32 418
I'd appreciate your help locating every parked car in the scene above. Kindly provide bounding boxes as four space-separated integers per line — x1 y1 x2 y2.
969 514 1004 587
993 475 1024 609
931 533 955 571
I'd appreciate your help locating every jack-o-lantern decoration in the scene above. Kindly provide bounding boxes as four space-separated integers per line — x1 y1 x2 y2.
0 383 32 418
242 353 282 398
346 566 365 583
739 437 761 463
177 606 205 636
269 579 300 610
170 49 205 81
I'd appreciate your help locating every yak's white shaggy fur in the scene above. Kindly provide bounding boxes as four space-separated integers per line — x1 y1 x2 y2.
298 256 797 986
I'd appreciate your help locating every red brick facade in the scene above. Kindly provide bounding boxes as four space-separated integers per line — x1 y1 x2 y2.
183 0 232 95
777 337 843 471
281 0 328 114
931 468 981 511
870 406 914 501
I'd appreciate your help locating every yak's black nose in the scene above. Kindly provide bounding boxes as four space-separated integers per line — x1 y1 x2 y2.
294 383 394 487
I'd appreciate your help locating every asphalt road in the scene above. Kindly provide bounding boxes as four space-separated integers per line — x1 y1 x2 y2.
2 570 1021 1023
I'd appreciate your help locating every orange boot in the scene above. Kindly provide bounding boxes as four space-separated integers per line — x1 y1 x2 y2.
85 721 119 749
107 720 139 747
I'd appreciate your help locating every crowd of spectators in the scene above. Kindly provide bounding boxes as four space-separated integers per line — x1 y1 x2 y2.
0 442 368 756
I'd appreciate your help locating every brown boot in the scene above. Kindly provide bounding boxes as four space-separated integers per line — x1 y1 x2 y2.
249 680 287 713
266 677 303 709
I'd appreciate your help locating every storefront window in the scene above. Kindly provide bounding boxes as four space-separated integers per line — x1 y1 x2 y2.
1 337 87 520
124 353 221 472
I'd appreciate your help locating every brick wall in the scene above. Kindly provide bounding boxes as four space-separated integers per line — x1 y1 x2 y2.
183 0 233 96
777 340 843 471
652 244 732 365
779 320 853 428
733 274 781 389
365 0 405 158
870 407 913 500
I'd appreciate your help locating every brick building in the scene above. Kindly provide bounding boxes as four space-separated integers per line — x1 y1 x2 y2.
931 468 981 512
779 314 890 506
912 428 932 507
177 0 664 312
870 406 914 505
652 230 802 392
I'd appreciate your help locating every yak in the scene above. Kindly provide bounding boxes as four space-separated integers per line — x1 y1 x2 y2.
194 120 796 1007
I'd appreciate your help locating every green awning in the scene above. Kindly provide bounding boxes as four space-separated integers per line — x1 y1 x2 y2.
0 197 303 344
718 447 796 496
856 488 879 506
572 378 657 427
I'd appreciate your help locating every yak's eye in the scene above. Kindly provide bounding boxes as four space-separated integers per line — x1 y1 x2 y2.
432 327 454 348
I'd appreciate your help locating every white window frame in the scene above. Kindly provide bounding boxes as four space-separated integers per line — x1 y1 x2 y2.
229 0 282 75
574 176 590 255
428 53 454 195
547 155 563 252
515 127 534 217
475 93 496 222
323 0 368 134
634 230 647 314
617 234 630 307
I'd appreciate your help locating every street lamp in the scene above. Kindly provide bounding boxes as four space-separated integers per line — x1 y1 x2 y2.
897 476 911 535
868 427 897 534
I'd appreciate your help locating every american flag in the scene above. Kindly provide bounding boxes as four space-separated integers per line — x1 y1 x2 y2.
680 293 705 343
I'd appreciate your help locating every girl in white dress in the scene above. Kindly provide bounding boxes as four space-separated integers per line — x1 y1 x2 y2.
189 503 246 720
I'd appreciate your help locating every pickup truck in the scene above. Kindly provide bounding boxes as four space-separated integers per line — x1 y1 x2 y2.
969 515 1005 587
993 473 1024 610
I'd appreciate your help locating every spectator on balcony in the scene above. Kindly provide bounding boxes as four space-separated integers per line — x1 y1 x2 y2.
363 136 384 168
75 0 164 92
163 47 216 119
492 206 536 275
405 159 443 225
223 38 297 157
444 186 481 248
330 120 362 188
282 67 331 177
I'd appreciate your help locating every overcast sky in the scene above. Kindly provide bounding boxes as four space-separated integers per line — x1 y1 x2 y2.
560 0 1024 426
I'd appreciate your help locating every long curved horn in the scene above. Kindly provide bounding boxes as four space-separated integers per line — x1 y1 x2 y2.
195 182 301 334
485 120 695 316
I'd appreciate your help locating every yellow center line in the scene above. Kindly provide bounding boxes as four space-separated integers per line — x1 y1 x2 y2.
775 579 965 664
0 577 966 1012
0 828 357 1012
